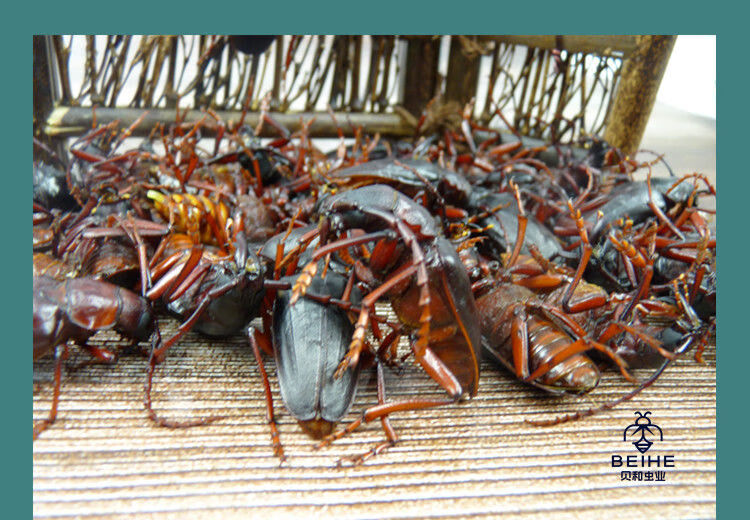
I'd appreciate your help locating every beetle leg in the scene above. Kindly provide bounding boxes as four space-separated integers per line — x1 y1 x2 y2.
392 221 433 376
336 363 398 466
248 327 286 464
275 226 320 273
67 345 119 370
559 200 598 313
647 171 685 239
317 396 456 451
144 328 224 429
164 262 210 304
290 262 319 305
122 214 153 295
603 321 676 361
146 246 203 301
376 329 403 366
33 343 67 439
504 181 528 269
692 320 714 364
410 344 464 399
510 306 531 380
290 230 394 304
369 238 400 273
334 264 419 379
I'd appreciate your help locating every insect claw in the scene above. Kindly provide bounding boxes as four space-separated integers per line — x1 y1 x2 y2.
336 454 362 467
334 338 363 379
333 359 350 379
315 435 334 451
276 451 288 467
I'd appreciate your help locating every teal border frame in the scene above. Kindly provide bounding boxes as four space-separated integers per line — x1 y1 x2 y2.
19 3 730 517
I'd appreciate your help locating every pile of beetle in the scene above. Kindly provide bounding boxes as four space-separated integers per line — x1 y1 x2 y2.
33 106 716 465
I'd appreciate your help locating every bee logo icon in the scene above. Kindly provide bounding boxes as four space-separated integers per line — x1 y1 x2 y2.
623 411 663 453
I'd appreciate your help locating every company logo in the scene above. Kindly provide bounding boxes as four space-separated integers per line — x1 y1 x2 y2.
610 411 674 482
623 411 663 453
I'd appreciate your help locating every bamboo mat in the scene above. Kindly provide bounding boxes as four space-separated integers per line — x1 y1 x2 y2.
33 320 716 520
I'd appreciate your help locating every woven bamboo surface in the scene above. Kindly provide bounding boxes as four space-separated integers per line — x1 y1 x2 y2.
33 320 716 520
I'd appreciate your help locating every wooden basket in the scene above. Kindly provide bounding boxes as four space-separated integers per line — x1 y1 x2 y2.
33 35 675 156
